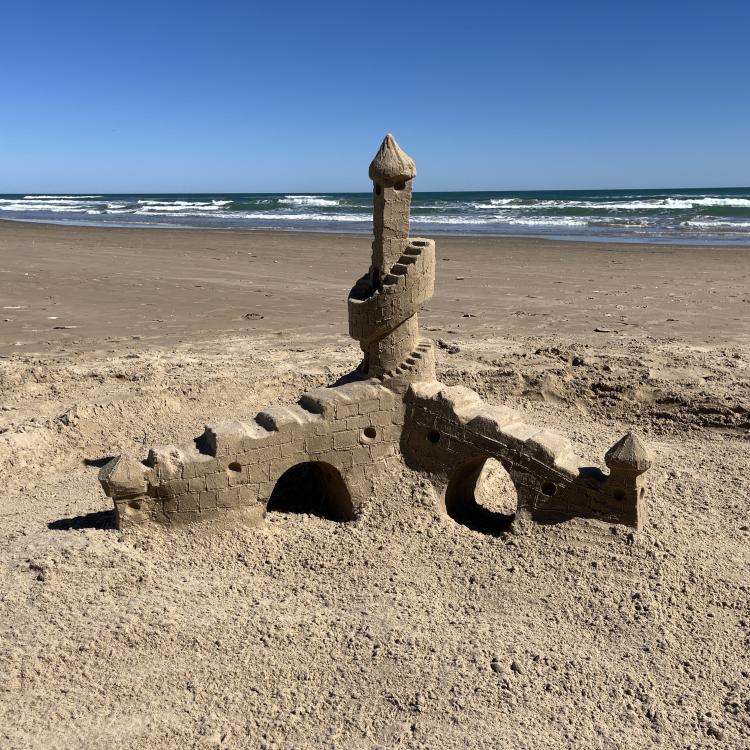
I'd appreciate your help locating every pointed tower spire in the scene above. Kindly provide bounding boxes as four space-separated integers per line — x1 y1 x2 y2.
369 134 416 183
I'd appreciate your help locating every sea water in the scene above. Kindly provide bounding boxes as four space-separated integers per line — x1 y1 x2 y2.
1 188 749 244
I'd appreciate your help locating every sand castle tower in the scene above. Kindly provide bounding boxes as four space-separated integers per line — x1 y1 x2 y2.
348 134 436 383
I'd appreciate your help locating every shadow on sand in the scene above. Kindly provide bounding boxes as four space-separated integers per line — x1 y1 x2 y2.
48 510 115 531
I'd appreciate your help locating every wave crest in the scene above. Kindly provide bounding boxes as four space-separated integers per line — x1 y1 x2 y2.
278 195 341 207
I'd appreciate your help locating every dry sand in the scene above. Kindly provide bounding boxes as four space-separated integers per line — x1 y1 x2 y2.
0 220 748 748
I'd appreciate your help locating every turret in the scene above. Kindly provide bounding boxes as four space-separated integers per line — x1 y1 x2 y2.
604 432 652 529
369 134 416 289
99 455 154 528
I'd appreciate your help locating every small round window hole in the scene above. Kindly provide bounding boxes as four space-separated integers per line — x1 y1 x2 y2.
541 481 556 497
427 429 441 444
228 462 242 473
363 426 377 440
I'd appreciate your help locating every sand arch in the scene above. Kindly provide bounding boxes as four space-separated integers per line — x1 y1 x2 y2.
266 461 355 522
444 456 518 536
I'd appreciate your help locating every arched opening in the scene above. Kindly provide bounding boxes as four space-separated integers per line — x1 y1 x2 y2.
445 457 517 536
267 462 354 522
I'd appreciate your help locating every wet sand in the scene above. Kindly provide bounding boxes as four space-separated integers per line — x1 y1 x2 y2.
1 220 747 356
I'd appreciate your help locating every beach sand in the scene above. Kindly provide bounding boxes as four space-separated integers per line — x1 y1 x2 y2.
1 220 748 355
0 220 748 748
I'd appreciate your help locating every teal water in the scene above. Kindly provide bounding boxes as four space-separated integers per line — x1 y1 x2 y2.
2 188 750 244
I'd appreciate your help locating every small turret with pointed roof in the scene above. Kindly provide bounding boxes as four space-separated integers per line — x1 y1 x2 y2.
603 432 650 529
99 455 148 499
605 432 652 474
369 133 417 183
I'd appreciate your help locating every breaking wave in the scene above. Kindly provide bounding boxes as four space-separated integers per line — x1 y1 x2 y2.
471 196 750 211
412 215 588 227
681 219 750 229
278 195 342 207
231 212 368 222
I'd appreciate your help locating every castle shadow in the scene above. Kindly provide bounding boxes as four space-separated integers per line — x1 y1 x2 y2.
83 456 116 468
48 509 116 531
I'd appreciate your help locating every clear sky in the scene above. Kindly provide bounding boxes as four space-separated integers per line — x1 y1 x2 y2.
1 1 748 193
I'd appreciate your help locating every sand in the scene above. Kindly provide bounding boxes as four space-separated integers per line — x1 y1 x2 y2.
1 220 748 356
0 220 748 748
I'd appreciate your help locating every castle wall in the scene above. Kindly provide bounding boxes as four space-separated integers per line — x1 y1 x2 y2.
104 382 404 530
402 382 643 527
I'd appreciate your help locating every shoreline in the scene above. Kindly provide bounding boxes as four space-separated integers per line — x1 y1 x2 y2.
1 219 748 355
2 216 750 248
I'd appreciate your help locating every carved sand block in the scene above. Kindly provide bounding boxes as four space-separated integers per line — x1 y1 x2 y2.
99 134 651 532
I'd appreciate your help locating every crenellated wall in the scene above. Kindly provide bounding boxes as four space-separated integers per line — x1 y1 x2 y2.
101 381 404 529
401 382 646 528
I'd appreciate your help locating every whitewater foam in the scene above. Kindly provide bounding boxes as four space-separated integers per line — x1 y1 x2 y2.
470 198 520 208
135 200 225 213
1 190 749 243
233 211 368 222
411 214 588 227
0 202 91 213
681 219 750 229
471 196 750 211
278 195 342 207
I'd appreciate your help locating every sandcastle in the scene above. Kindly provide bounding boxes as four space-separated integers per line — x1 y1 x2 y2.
99 135 652 532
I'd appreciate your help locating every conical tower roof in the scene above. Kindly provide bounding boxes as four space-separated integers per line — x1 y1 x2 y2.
99 455 148 498
369 134 416 182
605 432 652 473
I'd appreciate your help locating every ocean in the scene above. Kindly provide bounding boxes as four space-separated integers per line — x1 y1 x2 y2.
2 188 749 244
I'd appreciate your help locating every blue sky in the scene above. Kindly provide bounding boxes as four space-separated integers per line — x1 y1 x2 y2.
1 1 748 192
